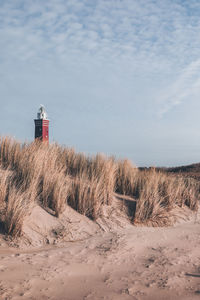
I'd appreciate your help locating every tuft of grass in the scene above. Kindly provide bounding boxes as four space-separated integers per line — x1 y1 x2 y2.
0 170 10 207
87 154 116 205
4 188 31 237
115 159 138 196
66 154 116 220
0 137 21 170
68 173 105 220
133 169 200 226
40 170 71 217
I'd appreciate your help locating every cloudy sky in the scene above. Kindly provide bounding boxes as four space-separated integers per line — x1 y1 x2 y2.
1 0 200 166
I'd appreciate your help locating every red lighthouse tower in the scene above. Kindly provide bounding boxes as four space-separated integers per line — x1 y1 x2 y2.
34 105 49 142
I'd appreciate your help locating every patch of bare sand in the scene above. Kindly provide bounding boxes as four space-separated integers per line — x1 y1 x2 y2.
20 204 100 247
0 201 199 300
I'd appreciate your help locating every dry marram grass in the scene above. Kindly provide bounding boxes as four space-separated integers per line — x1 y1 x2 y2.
0 136 199 237
134 169 199 226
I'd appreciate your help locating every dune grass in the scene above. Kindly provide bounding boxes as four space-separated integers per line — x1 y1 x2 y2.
0 137 117 235
131 169 199 226
5 187 31 236
68 173 105 220
0 170 10 207
0 136 199 236
115 159 138 196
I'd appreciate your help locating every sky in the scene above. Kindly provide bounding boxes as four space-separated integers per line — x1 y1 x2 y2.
1 0 200 167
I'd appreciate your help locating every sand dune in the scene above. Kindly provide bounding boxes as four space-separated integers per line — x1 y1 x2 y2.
0 203 199 300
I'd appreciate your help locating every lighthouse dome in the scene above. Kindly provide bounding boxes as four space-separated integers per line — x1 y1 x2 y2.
37 105 47 120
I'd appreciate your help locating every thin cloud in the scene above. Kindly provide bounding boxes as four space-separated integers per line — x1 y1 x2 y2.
1 0 200 68
157 59 200 118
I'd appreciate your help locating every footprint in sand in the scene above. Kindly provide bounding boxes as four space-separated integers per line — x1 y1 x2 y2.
103 274 110 283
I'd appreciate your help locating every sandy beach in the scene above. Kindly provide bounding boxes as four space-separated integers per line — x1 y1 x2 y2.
0 205 199 300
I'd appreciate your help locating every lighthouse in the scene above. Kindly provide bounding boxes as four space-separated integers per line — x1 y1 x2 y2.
34 105 49 142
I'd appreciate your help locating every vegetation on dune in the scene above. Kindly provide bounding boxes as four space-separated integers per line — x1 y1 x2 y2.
68 173 105 220
133 169 199 226
115 159 138 196
0 136 199 237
